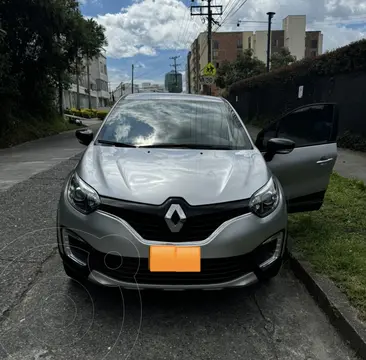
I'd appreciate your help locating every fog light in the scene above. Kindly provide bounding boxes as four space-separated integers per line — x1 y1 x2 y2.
259 231 284 269
61 229 89 267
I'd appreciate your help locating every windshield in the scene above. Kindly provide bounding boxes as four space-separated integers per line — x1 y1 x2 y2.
96 99 252 150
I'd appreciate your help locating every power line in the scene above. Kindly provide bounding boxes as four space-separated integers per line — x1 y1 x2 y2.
219 0 241 27
197 0 252 60
222 0 250 26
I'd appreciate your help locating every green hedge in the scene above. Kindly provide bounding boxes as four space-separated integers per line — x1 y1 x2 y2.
64 108 98 118
338 131 366 152
96 110 108 120
229 39 366 152
229 39 366 93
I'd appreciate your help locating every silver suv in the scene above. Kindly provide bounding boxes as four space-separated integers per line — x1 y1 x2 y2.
56 93 338 290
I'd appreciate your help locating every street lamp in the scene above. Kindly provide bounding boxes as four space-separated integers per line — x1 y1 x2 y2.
0 29 6 39
266 12 276 73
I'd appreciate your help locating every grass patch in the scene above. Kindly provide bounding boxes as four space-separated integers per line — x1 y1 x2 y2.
0 116 81 149
289 172 366 320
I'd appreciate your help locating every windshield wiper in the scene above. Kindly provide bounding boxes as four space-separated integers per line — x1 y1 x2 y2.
139 143 233 150
96 139 136 148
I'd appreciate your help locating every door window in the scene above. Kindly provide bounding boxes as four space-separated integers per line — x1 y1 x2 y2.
255 122 278 151
277 104 335 147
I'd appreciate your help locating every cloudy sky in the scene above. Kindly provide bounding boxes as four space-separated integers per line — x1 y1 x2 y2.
80 0 366 90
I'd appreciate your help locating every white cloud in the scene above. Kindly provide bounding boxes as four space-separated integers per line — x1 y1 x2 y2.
108 67 130 89
93 0 366 60
94 0 204 58
80 0 102 5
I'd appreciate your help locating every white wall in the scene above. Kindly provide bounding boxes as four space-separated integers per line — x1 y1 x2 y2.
318 33 324 55
242 31 253 51
63 54 110 109
90 55 108 83
283 15 306 61
198 32 207 75
253 31 267 63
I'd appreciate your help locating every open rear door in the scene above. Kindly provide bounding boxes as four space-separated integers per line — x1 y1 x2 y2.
255 103 339 213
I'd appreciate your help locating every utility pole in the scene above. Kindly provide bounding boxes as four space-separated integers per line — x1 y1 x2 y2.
207 1 212 66
266 12 275 73
191 0 222 95
131 64 134 93
170 55 181 92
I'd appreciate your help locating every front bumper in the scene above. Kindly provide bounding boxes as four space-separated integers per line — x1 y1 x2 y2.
57 184 288 290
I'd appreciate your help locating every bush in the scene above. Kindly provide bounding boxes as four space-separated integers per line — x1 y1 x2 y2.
66 108 98 118
0 113 81 149
97 110 108 120
229 39 366 93
338 131 366 152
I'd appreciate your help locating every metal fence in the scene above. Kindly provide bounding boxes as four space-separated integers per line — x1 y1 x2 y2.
228 71 366 137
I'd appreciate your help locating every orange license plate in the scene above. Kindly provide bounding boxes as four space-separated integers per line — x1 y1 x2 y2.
149 246 201 272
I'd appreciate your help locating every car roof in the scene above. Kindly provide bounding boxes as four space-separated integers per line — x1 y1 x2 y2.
122 92 224 103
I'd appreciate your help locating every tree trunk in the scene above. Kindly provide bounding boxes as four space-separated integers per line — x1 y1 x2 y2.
76 58 80 110
86 55 92 110
58 72 63 116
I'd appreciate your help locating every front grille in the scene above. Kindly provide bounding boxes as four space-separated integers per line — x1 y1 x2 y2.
90 252 256 285
99 197 250 242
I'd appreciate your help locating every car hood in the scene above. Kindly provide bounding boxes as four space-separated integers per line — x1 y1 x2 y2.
76 145 270 206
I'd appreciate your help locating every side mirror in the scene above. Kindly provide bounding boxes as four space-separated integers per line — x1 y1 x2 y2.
264 138 295 162
75 129 93 146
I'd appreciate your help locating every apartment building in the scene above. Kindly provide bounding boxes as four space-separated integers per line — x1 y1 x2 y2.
283 15 306 61
187 15 323 94
189 38 200 94
305 31 323 58
189 31 244 95
63 54 110 109
139 82 165 93
112 81 164 100
247 16 318 63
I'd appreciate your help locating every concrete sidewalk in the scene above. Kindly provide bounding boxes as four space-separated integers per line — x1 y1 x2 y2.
0 123 101 192
246 124 366 183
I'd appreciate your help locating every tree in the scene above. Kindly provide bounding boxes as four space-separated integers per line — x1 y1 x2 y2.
78 18 107 109
215 49 266 89
0 0 107 127
270 47 296 70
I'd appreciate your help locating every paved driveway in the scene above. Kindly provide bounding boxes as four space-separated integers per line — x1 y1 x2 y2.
0 126 358 360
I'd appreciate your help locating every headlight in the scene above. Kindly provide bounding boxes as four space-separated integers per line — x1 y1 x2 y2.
249 177 279 218
67 172 100 214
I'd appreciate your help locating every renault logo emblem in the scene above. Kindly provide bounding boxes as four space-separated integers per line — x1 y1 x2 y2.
165 204 186 233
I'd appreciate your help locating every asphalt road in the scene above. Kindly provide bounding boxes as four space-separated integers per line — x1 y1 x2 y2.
0 126 358 360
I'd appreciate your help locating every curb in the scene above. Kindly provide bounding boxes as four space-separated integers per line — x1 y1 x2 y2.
289 252 366 359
